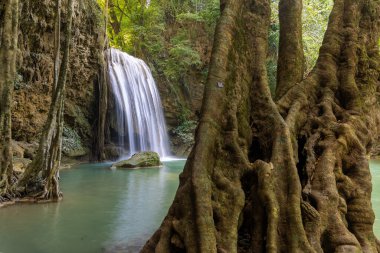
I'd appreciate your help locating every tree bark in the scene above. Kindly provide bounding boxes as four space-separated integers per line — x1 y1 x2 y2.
94 60 108 161
108 0 121 36
142 0 380 252
0 0 19 202
53 0 61 91
275 0 304 100
94 0 109 161
16 0 74 201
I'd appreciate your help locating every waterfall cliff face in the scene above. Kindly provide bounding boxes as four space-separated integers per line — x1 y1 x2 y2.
107 48 171 158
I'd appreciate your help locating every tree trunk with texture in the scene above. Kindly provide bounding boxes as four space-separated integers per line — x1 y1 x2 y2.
275 0 304 99
0 0 19 202
94 58 108 161
16 0 74 201
141 0 380 252
108 0 121 36
94 0 108 161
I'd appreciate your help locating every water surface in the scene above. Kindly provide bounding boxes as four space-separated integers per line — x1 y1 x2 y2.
370 160 380 238
0 160 379 253
0 160 185 253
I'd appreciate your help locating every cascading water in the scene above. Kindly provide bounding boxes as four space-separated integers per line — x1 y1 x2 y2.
107 48 171 158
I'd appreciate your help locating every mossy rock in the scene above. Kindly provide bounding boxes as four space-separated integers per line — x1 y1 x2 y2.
112 151 162 169
62 125 87 158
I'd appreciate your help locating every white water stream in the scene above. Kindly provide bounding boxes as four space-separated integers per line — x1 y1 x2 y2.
107 48 171 158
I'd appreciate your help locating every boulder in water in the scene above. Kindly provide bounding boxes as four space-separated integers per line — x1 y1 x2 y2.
112 151 162 169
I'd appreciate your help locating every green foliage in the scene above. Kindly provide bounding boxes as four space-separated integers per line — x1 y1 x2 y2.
268 23 279 57
98 0 333 101
178 105 193 124
267 1 280 96
166 45 201 79
162 33 202 81
302 0 332 73
177 12 203 22
14 73 25 90
199 0 220 26
267 58 277 95
170 105 197 144
111 1 165 56
267 0 333 93
172 120 197 144
98 0 219 111
62 125 85 155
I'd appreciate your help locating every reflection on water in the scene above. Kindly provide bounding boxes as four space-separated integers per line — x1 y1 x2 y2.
370 160 380 238
0 160 185 253
0 159 378 253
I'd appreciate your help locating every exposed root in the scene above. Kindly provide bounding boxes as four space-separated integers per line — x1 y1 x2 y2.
34 188 63 202
301 201 322 252
0 199 15 208
0 176 17 203
255 161 278 253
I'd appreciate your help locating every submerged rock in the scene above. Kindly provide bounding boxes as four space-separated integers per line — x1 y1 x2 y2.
112 151 162 169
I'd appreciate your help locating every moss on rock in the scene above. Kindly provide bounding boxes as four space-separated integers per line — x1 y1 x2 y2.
112 152 162 169
62 126 88 158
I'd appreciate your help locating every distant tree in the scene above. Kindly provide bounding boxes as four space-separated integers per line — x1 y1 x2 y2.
0 0 19 202
17 0 74 201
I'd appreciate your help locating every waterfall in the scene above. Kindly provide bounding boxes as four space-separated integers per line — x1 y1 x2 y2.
107 48 171 158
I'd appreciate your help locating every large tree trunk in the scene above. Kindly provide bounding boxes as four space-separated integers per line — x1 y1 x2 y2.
275 0 304 99
94 57 108 161
0 0 19 202
142 0 380 252
16 0 74 201
94 0 108 161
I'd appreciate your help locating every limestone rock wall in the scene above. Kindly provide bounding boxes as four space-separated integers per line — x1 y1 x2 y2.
12 0 104 149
